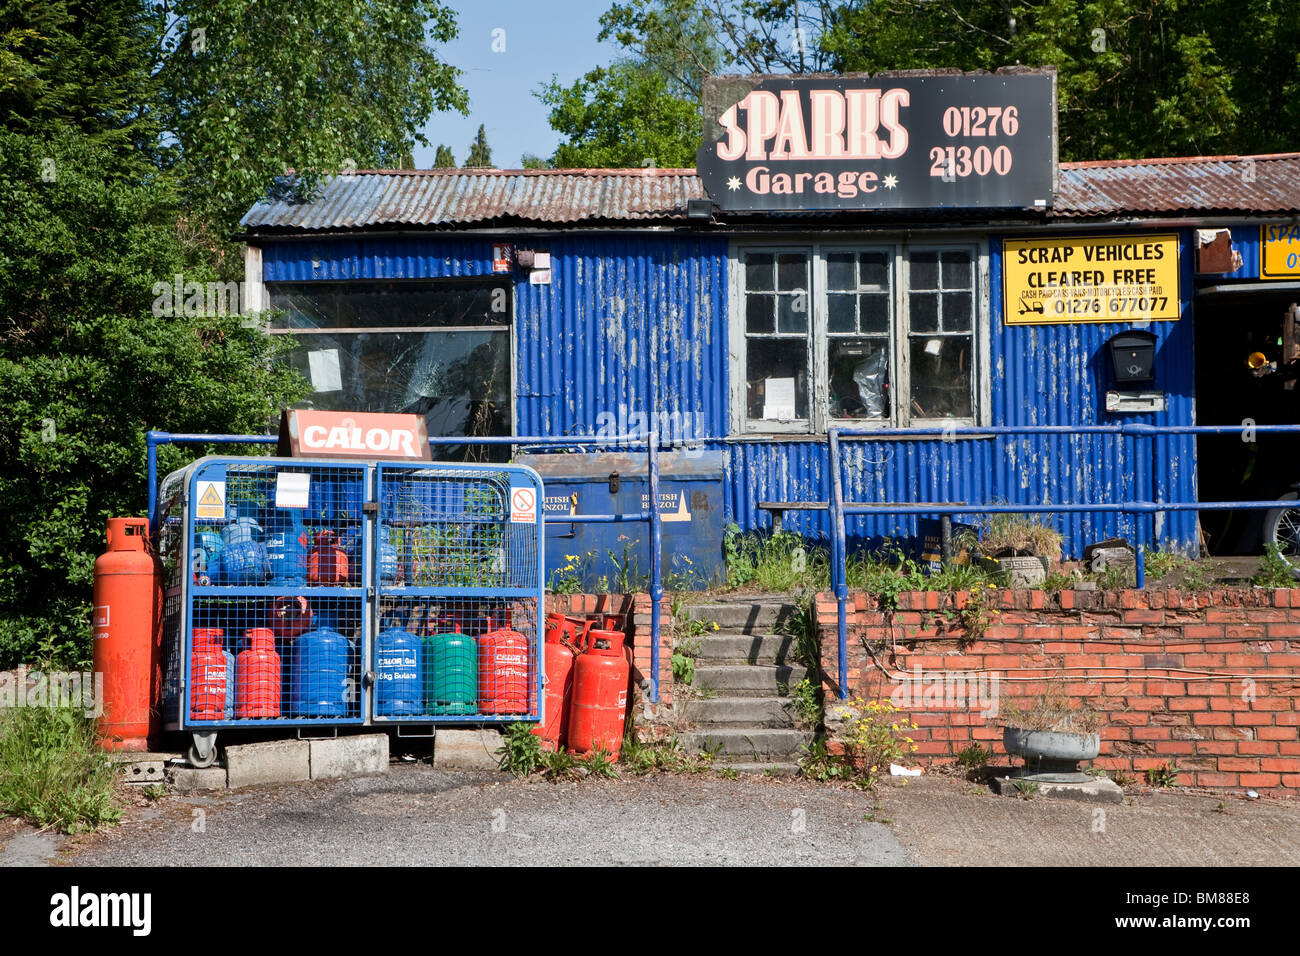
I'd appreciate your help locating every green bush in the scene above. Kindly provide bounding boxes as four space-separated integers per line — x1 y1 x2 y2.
0 705 121 833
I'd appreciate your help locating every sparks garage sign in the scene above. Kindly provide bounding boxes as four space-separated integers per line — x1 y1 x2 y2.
1002 234 1181 325
696 71 1057 212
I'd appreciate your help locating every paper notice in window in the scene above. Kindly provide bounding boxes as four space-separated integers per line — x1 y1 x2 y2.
275 471 311 509
924 339 943 356
307 349 342 392
763 377 797 419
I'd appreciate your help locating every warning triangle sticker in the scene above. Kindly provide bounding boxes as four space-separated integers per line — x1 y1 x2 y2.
198 485 223 507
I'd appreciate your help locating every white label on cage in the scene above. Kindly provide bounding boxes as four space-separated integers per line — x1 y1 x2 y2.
307 348 342 392
275 471 311 509
195 480 225 519
510 487 536 524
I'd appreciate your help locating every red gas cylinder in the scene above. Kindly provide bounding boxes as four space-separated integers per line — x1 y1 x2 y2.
568 629 631 759
270 595 313 639
189 628 227 721
478 615 530 715
236 628 281 718
92 517 162 751
307 529 349 584
534 615 581 750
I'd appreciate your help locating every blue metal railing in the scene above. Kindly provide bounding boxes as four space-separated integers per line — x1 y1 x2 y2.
147 429 665 703
827 422 1300 700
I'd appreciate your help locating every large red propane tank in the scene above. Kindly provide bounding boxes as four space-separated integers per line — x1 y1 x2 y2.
189 628 227 721
533 614 581 750
478 615 530 715
236 628 281 718
92 517 162 751
568 629 630 759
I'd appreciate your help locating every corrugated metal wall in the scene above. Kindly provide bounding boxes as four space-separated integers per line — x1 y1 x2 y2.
262 228 1201 559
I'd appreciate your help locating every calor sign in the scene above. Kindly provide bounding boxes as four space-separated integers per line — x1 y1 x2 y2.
279 410 432 461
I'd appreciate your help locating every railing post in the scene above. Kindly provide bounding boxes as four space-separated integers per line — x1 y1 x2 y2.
828 429 849 700
147 430 163 531
647 428 662 704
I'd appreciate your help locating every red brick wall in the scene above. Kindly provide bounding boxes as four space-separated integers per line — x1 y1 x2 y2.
545 593 674 707
816 588 1300 793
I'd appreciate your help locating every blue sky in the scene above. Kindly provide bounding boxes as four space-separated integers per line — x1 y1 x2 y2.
415 1 624 169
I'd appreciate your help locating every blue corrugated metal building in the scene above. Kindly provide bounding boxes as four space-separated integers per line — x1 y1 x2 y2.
238 155 1300 569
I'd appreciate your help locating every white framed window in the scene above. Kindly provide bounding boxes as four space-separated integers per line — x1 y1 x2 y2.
732 241 986 433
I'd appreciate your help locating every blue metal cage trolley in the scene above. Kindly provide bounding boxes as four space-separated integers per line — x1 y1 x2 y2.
157 455 545 766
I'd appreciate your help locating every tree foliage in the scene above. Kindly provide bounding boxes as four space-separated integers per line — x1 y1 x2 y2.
152 0 468 231
464 124 493 167
433 144 456 167
550 0 1300 164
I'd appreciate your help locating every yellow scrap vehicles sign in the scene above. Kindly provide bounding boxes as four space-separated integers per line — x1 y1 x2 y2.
1003 234 1180 324
1261 223 1300 279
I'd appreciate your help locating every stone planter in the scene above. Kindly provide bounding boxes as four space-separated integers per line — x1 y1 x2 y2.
977 554 1049 588
1003 726 1101 783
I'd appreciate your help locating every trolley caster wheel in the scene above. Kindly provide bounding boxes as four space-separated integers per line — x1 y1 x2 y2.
188 732 219 768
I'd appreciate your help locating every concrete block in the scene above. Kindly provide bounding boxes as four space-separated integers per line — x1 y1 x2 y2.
225 739 310 789
433 728 503 771
109 752 169 786
310 734 389 779
991 774 1124 804
167 766 228 791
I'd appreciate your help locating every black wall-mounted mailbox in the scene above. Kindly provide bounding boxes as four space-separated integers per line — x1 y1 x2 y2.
1107 330 1157 385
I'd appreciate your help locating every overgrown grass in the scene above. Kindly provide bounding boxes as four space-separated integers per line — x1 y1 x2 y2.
0 706 121 834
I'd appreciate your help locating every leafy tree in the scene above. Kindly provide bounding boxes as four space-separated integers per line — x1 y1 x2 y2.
464 124 493 167
521 153 554 169
433 144 456 167
539 63 702 168
0 129 306 667
151 0 469 232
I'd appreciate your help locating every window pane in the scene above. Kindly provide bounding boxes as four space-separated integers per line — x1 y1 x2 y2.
268 281 509 330
746 295 775 333
776 253 807 291
911 292 940 332
941 250 972 290
826 254 855 291
829 338 889 419
827 293 856 333
747 338 808 420
943 291 973 331
911 251 939 289
778 294 808 333
746 254 774 292
860 293 889 333
908 337 972 419
860 252 889 290
282 330 511 436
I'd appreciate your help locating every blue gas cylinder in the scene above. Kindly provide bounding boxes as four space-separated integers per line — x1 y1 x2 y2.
192 528 225 585
291 625 351 718
220 517 268 584
378 534 401 584
375 624 423 716
265 511 308 585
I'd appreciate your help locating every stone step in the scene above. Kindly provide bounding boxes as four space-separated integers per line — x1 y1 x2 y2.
681 696 796 728
680 603 798 634
690 633 796 664
679 729 814 759
693 664 814 697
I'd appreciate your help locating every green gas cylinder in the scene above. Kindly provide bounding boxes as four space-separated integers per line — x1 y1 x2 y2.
424 621 478 715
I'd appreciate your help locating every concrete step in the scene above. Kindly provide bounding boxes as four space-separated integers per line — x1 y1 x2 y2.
681 696 796 728
690 633 796 664
679 729 814 759
693 664 814 697
681 603 798 634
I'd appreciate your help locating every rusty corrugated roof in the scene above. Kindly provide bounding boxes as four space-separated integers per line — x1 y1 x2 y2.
1055 153 1300 218
239 168 705 230
240 154 1300 231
